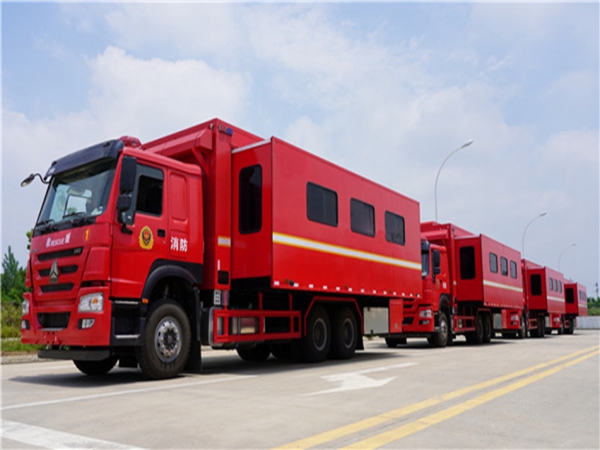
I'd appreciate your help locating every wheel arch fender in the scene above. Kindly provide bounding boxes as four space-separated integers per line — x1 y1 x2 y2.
142 260 202 301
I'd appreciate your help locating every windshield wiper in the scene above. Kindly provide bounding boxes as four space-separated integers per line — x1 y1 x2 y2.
63 211 91 227
36 219 57 234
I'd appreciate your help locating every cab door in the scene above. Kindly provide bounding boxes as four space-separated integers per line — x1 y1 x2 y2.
111 163 169 299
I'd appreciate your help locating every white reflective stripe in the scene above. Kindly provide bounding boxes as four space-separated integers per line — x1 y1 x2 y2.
273 232 421 271
548 295 565 303
232 139 271 154
483 279 523 293
218 236 231 247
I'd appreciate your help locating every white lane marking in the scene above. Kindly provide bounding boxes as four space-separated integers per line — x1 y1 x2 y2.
2 419 145 449
2 375 255 411
307 363 417 396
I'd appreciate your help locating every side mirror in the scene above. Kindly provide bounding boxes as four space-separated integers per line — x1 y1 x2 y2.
433 250 441 275
116 156 136 230
119 156 137 193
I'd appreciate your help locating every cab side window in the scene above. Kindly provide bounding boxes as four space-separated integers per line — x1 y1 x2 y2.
136 175 163 216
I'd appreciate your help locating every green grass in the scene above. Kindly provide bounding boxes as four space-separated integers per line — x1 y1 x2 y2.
1 338 43 355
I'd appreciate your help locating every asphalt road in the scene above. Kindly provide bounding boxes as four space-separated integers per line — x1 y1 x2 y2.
2 330 599 449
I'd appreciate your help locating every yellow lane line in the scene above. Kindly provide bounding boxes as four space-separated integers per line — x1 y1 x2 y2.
274 345 600 450
344 349 600 449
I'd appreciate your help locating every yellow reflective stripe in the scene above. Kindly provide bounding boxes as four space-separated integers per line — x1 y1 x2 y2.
483 279 523 293
273 232 421 271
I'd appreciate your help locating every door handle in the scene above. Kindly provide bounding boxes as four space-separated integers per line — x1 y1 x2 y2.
158 229 166 238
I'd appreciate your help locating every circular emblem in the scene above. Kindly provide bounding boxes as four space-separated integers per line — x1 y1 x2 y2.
139 226 154 250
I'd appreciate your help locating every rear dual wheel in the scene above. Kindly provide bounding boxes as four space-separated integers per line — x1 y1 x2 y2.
302 305 358 362
302 305 331 362
330 307 358 359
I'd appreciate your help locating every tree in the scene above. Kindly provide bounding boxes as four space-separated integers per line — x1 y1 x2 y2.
1 246 26 305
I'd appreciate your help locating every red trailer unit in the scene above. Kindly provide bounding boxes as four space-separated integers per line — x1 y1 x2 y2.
564 282 588 334
22 118 420 379
453 233 524 341
522 261 566 337
390 222 525 348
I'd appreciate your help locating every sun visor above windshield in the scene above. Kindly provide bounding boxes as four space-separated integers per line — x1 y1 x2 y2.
45 140 124 179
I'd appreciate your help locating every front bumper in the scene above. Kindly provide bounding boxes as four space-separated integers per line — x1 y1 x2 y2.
21 287 112 347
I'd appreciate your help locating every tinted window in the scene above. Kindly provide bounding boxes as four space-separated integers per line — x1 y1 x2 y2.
239 165 262 234
460 246 476 280
135 166 164 216
307 183 338 227
566 287 574 304
489 253 498 274
510 261 518 279
350 198 375 237
500 257 508 276
385 211 405 245
530 274 542 296
549 278 554 292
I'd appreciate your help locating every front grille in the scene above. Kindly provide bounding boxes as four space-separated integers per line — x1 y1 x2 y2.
38 247 83 261
403 317 414 325
38 312 70 329
39 265 78 277
41 283 74 293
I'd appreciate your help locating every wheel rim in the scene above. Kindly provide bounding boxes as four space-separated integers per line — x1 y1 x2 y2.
154 316 182 364
313 318 328 352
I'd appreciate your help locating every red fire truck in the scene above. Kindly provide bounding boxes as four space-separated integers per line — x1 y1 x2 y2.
21 118 421 379
522 261 567 337
564 282 588 334
387 222 524 348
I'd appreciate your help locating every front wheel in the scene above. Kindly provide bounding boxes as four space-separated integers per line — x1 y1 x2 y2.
385 337 407 348
74 356 118 376
136 299 191 379
430 313 449 348
517 315 527 339
237 344 271 361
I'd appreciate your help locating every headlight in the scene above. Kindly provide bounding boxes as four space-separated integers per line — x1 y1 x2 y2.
419 309 433 318
22 299 30 316
78 293 104 312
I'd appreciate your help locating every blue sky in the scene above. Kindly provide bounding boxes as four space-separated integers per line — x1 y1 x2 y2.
2 2 599 294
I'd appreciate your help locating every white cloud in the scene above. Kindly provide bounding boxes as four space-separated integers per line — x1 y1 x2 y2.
3 3 597 290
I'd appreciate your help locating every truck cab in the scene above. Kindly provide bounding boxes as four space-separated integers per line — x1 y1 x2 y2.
21 137 205 378
387 239 451 348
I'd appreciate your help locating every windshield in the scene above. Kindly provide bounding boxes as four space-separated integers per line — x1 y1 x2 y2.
421 251 430 278
37 159 116 229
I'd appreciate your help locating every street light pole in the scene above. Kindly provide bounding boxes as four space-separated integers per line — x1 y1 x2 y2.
558 242 576 272
434 140 474 222
521 211 547 260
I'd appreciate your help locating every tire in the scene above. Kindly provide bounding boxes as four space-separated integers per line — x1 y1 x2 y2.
385 337 407 348
330 307 358 359
136 299 191 379
301 305 331 362
565 320 574 335
430 313 449 348
73 356 118 376
517 315 527 339
472 314 485 345
538 315 546 338
237 344 271 361
482 314 492 344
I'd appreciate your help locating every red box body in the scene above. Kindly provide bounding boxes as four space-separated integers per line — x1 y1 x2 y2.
565 282 588 317
231 138 422 298
522 261 566 315
454 234 524 310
